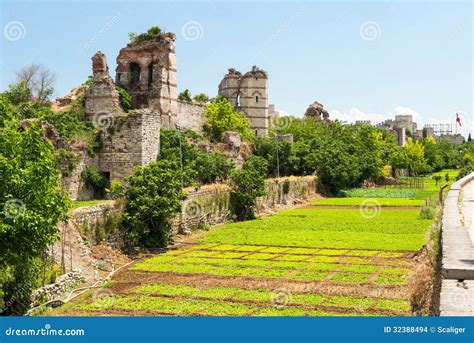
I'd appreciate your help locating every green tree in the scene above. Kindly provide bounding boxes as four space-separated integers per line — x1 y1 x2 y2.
178 89 192 102
403 139 428 176
203 96 252 142
252 136 293 177
0 116 69 315
123 160 186 248
229 156 268 221
195 152 235 184
193 93 210 103
3 81 32 105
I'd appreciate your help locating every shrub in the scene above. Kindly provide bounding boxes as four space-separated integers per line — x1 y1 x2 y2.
159 128 235 186
81 166 107 197
282 179 291 195
419 205 436 219
229 156 268 221
106 179 126 199
178 89 192 102
128 26 166 47
195 152 235 184
116 86 132 112
123 160 186 248
193 93 210 103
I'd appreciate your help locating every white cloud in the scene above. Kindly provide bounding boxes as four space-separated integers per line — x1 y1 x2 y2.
329 107 390 125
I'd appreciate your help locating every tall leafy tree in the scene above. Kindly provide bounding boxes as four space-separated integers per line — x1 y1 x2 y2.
123 160 186 248
0 110 69 314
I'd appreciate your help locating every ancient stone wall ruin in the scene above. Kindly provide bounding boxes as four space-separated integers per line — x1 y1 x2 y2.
218 66 269 135
115 32 177 114
173 176 317 233
61 151 99 201
98 109 161 180
74 30 273 200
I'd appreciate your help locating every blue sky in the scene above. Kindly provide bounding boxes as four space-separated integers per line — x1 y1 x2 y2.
1 0 472 136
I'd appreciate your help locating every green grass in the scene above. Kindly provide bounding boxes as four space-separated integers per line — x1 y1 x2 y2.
200 207 432 251
70 200 107 210
312 197 424 207
74 282 411 316
339 188 424 198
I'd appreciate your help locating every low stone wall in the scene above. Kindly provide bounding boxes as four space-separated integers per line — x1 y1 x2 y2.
31 271 85 307
173 176 317 233
440 172 474 279
51 201 124 281
439 172 474 316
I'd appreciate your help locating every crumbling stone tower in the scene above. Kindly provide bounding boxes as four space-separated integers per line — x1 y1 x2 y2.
85 51 122 118
218 68 242 107
115 32 178 115
218 66 269 135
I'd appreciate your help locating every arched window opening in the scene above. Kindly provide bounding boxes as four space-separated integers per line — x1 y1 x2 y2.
130 62 141 85
148 63 154 87
255 96 259 103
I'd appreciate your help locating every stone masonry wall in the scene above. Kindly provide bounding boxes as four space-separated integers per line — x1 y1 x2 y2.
175 100 206 133
61 151 99 201
99 110 161 180
173 176 317 233
51 201 124 281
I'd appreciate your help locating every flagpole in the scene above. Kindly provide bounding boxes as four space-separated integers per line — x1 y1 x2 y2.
455 113 458 135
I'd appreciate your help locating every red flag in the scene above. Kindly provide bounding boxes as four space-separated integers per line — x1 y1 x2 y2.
456 113 462 126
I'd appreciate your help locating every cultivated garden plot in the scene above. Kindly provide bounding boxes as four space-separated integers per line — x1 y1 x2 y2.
51 192 434 317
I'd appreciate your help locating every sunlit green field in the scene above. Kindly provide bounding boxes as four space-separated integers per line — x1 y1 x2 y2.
312 197 423 207
51 185 435 316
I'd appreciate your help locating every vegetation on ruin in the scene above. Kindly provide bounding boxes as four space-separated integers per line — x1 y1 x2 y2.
203 96 253 142
193 93 211 103
127 26 166 47
158 128 235 186
177 89 192 102
115 85 132 112
81 166 108 197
